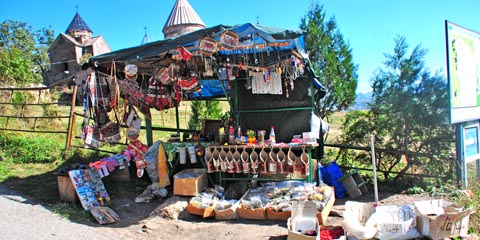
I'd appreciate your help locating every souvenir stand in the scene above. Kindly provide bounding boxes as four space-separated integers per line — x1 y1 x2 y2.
86 23 326 189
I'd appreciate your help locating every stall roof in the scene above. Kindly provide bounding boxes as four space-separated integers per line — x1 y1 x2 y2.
88 23 312 100
89 23 323 99
90 23 306 67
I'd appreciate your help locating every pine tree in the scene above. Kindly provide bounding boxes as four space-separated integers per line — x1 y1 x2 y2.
300 2 358 119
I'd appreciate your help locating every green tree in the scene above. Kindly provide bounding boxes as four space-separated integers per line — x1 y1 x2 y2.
340 36 455 186
0 20 54 85
188 100 223 130
300 1 358 120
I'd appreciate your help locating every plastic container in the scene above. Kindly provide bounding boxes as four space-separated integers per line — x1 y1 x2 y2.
188 145 197 163
179 147 187 164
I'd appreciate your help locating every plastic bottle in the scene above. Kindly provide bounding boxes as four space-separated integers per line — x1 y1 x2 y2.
228 126 235 144
269 126 276 144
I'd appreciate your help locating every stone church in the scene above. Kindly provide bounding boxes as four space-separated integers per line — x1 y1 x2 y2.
43 12 111 87
44 0 204 88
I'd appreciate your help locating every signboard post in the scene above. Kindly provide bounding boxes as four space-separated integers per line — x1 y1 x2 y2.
446 20 480 188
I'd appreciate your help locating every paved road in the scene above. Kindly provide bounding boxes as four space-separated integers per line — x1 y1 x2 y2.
0 185 115 240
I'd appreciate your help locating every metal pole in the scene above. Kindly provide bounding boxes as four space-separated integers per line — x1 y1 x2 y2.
145 117 153 147
455 123 466 188
175 105 180 134
370 134 379 206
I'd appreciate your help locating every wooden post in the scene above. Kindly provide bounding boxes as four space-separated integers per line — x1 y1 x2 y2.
37 89 42 104
65 85 77 150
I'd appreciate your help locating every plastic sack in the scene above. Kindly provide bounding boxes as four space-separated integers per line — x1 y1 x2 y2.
310 111 329 137
310 111 321 135
134 182 168 203
342 201 377 239
143 141 161 182
320 161 347 199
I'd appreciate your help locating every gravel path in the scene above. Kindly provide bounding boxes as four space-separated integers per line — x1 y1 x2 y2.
0 185 115 240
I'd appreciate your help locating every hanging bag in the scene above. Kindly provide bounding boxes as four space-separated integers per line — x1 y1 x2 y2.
178 76 201 94
84 124 100 148
146 76 171 110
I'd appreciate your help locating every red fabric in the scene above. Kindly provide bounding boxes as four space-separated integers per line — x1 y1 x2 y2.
319 227 344 240
177 45 192 60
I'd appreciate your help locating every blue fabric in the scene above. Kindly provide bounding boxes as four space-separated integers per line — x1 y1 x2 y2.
320 162 347 199
192 79 229 99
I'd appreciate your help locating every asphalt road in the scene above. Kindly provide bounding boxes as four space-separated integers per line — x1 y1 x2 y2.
0 185 115 240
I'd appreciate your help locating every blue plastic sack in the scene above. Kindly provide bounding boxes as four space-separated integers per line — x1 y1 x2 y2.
320 162 347 199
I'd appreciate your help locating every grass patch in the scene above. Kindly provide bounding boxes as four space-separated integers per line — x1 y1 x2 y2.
51 202 92 223
1 99 479 235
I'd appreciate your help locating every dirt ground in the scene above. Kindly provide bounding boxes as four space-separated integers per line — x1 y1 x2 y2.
94 186 439 240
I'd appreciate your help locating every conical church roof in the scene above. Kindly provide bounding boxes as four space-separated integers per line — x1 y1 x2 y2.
66 12 92 34
162 0 205 38
141 34 152 45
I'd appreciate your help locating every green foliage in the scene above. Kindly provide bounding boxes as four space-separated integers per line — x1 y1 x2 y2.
340 36 455 184
51 202 91 222
0 134 62 163
0 20 55 85
11 91 35 117
300 2 358 119
456 179 480 234
188 100 223 130
0 162 13 180
405 185 424 194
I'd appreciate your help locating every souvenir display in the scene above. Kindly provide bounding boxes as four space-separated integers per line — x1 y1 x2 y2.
201 145 311 177
81 65 122 148
89 206 120 224
127 139 149 177
68 169 111 210
117 76 151 118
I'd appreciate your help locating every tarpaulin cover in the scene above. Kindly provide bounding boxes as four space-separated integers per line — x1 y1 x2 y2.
192 79 229 99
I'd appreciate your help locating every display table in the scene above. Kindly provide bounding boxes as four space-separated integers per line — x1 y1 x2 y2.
203 143 319 186
162 141 219 188
162 142 318 187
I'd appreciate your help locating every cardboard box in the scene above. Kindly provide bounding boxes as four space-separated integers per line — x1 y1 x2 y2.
186 204 215 218
414 199 474 239
266 187 334 222
302 132 319 144
266 208 291 221
316 192 335 225
236 189 266 220
173 168 208 196
214 200 239 221
236 206 266 220
288 201 319 240
374 205 420 240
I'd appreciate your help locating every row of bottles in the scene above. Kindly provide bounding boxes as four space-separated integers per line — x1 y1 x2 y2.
223 125 277 145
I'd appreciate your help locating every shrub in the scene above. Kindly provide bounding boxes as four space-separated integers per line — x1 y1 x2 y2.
0 134 62 163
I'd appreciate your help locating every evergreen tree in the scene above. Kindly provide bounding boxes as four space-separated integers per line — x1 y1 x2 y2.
341 36 454 185
300 1 358 119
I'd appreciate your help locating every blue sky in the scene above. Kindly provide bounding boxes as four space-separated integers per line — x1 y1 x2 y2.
2 0 480 93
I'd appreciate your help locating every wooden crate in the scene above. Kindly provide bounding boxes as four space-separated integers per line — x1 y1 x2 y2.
57 175 77 202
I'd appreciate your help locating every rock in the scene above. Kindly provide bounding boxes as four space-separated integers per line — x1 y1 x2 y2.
148 195 189 220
